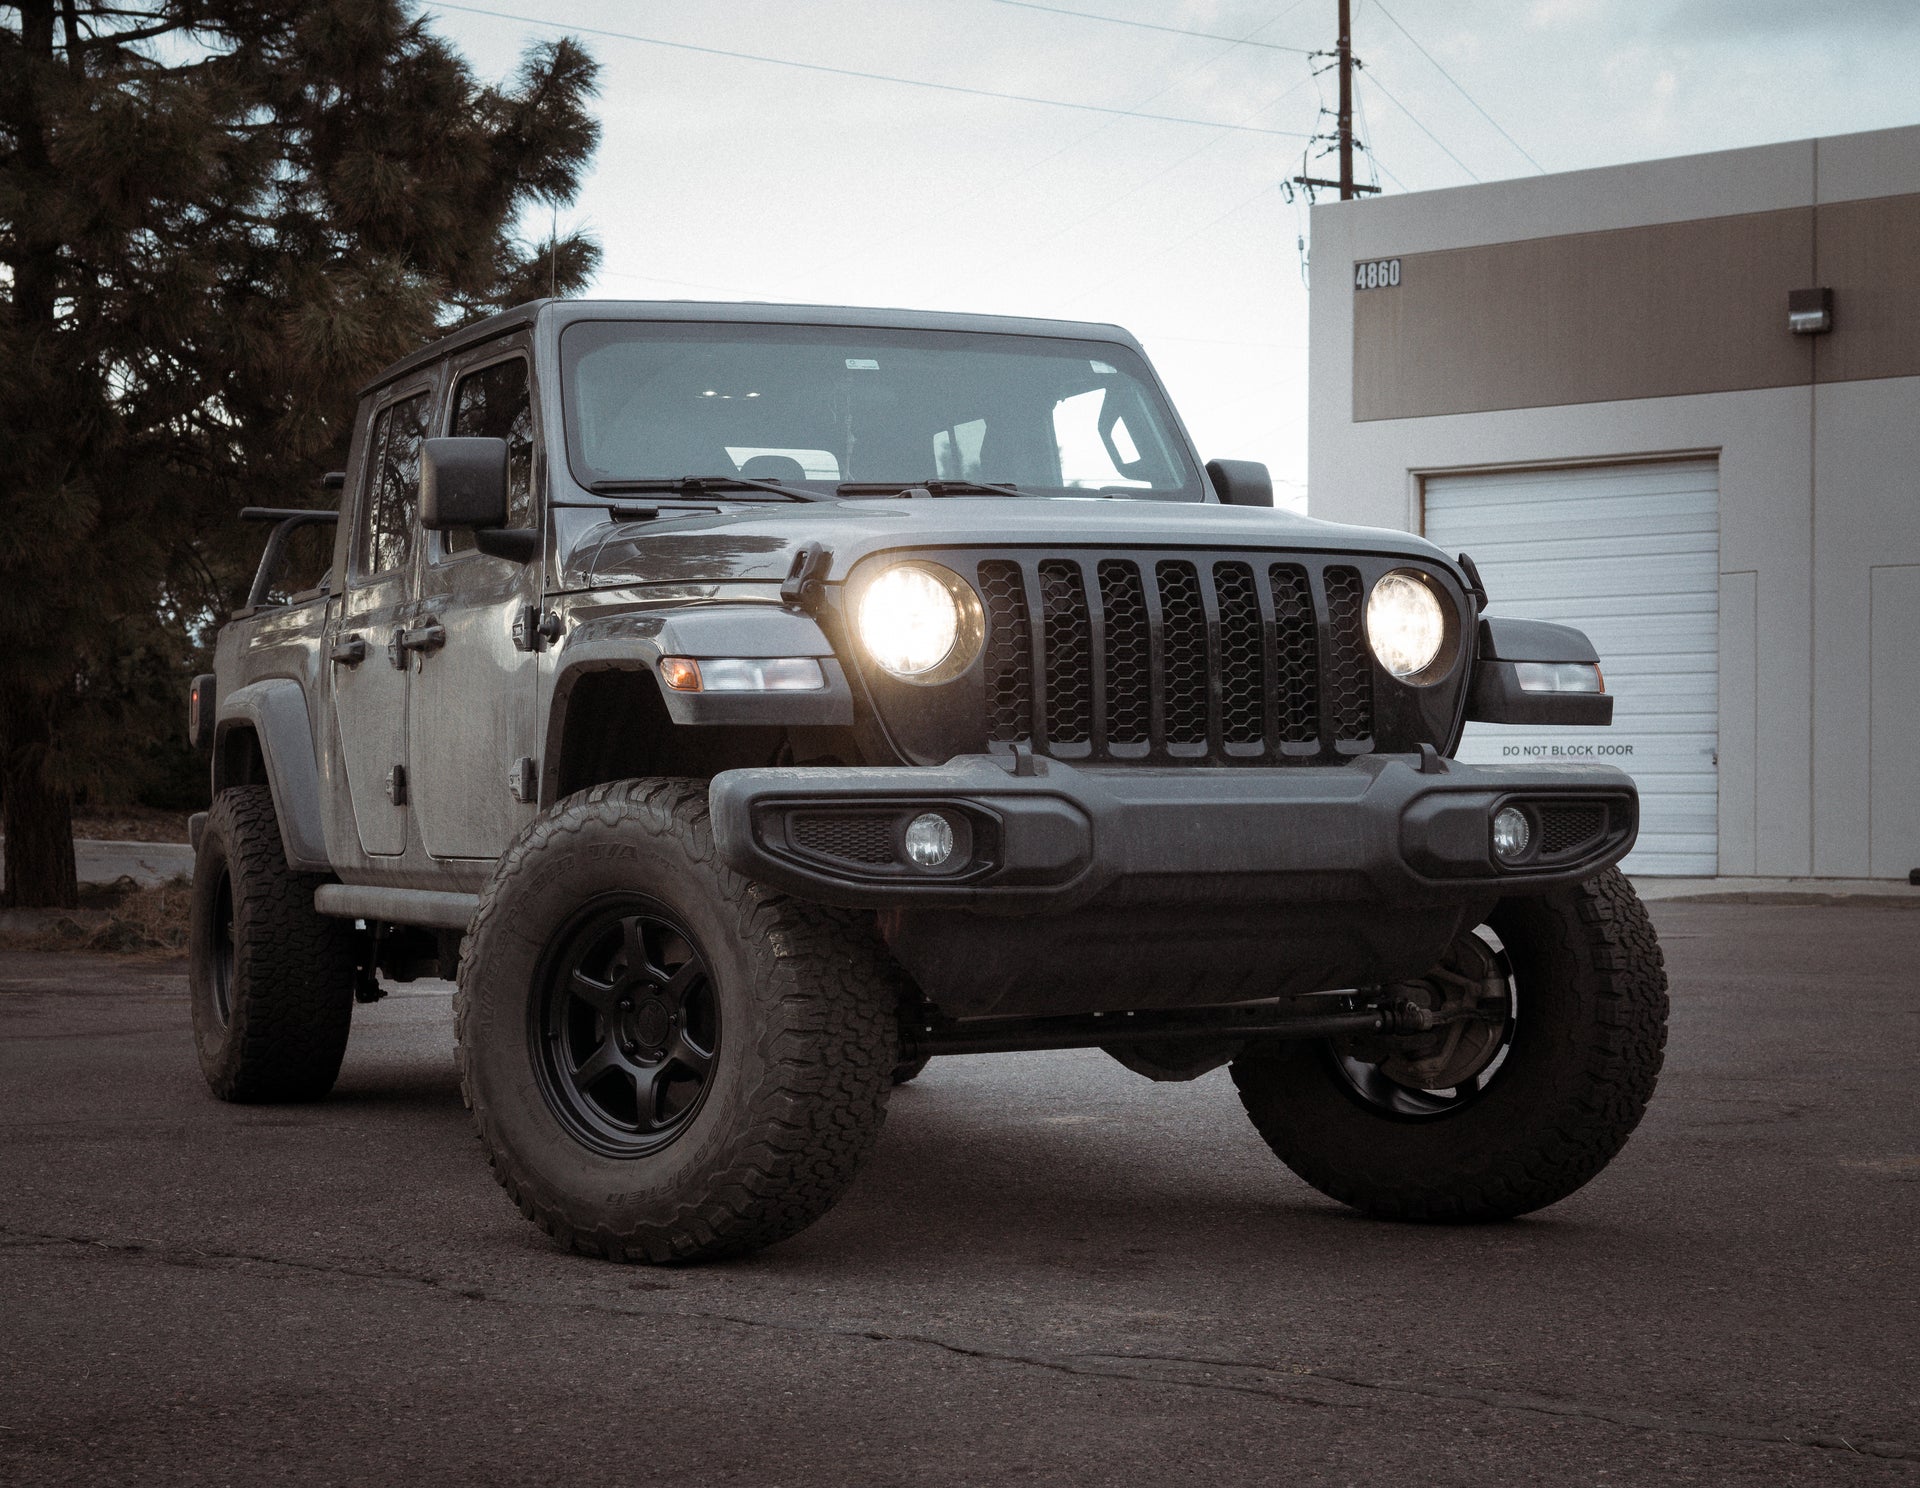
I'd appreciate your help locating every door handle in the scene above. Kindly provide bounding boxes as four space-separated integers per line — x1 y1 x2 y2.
389 619 447 668
329 634 368 667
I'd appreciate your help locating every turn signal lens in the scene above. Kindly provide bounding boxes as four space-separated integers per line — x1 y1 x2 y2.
659 657 702 691
1514 661 1604 694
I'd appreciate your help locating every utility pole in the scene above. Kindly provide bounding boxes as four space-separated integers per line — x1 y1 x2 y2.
1336 0 1356 198
1291 0 1380 201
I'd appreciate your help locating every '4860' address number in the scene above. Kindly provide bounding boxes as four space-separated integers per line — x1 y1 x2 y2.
1354 258 1401 290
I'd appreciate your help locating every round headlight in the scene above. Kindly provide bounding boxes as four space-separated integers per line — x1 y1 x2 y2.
857 564 964 678
1365 570 1448 680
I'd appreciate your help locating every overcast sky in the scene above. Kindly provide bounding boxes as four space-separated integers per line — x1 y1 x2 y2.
423 0 1920 509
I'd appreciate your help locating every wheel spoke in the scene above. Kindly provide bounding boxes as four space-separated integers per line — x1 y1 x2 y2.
636 1064 669 1131
572 1038 622 1089
661 956 705 1006
569 968 621 1015
668 1028 713 1079
621 916 650 979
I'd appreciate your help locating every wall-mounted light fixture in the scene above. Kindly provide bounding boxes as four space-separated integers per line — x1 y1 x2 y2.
1788 287 1834 335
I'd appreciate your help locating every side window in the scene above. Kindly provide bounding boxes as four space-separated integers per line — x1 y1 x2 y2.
450 357 535 537
356 391 430 578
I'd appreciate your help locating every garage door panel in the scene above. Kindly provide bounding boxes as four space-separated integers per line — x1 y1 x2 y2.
1427 458 1719 876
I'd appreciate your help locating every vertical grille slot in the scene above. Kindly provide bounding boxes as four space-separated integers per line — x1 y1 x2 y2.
1269 563 1319 743
1213 561 1264 745
1156 560 1209 746
1098 560 1150 745
978 559 1033 742
1322 566 1375 743
960 550 1396 763
1037 559 1092 746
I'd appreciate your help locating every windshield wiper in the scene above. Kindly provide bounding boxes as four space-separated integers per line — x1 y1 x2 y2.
836 479 1025 498
588 475 826 503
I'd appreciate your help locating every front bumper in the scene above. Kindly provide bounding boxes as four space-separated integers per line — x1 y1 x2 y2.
708 751 1637 915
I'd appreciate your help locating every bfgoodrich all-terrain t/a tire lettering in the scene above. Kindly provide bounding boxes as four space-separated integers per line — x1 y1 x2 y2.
1232 868 1669 1221
456 779 905 1263
187 785 357 1102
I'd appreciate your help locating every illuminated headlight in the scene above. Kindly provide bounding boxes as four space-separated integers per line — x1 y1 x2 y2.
854 563 984 683
1365 570 1448 680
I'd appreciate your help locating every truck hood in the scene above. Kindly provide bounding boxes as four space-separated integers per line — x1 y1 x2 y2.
558 496 1459 591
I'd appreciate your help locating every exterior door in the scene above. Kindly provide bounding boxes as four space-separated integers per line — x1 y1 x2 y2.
409 345 544 860
1424 459 1721 876
327 383 433 858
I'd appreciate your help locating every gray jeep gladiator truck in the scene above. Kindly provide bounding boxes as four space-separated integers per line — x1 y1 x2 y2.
185 299 1667 1262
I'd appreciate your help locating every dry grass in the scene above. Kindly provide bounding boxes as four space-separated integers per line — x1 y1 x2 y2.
1 875 193 955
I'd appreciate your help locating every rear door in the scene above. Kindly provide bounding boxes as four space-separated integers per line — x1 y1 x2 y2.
326 381 433 858
409 340 545 860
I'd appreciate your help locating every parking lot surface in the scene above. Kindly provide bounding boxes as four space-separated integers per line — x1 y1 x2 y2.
2 901 1916 1486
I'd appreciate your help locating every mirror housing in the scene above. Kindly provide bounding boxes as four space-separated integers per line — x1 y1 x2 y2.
421 437 509 530
1205 459 1273 508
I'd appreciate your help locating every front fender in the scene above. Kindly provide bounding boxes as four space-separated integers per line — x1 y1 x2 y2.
551 604 856 727
215 679 331 873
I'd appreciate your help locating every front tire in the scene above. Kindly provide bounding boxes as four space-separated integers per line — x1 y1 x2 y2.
457 780 905 1263
1232 868 1668 1221
187 786 357 1102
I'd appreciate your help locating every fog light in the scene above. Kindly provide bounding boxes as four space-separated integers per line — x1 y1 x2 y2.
1492 806 1532 863
904 812 956 868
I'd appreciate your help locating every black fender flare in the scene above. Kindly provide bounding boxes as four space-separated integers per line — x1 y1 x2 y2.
213 679 332 873
545 603 855 757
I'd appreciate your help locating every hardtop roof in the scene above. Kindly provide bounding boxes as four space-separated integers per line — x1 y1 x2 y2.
360 298 1144 397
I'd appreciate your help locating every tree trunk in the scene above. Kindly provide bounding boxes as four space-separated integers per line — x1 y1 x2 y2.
1 692 79 909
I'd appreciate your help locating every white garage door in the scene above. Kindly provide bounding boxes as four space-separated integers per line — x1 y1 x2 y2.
1425 460 1720 876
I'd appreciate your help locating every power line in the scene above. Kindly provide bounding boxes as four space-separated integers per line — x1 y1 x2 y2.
1361 70 1480 182
1370 0 1545 172
782 0 1321 292
988 0 1316 54
430 2 1311 138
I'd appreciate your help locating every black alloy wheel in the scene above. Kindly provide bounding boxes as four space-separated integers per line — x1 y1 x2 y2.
532 895 721 1159
1328 925 1517 1120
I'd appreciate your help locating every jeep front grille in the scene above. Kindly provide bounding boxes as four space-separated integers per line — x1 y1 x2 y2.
974 554 1376 764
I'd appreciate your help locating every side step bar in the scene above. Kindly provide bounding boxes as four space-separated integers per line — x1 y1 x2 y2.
314 884 479 931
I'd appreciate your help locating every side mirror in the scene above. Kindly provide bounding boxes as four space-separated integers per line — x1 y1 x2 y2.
421 437 509 530
1205 459 1273 508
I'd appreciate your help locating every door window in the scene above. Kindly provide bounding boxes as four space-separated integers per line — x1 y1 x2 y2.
446 358 534 554
355 391 430 578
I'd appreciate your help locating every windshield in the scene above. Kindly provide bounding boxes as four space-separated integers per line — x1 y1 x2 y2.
559 320 1203 500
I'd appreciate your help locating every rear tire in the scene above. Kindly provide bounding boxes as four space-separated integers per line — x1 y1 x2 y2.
187 786 357 1102
1232 868 1668 1221
457 779 905 1263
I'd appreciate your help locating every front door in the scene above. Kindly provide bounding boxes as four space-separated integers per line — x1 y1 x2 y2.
328 383 433 858
409 344 545 860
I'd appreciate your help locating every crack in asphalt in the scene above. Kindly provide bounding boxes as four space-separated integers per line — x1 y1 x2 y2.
4 1225 1914 1464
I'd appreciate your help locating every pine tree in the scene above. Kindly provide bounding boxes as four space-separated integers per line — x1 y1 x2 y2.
0 1 600 907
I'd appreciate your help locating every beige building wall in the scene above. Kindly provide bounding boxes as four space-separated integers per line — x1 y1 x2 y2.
1307 123 1920 879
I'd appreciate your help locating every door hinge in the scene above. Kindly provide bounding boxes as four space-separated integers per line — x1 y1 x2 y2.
386 763 408 805
513 603 563 652
508 756 538 804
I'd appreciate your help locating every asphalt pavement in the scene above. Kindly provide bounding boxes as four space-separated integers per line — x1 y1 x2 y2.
1 900 1915 1486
